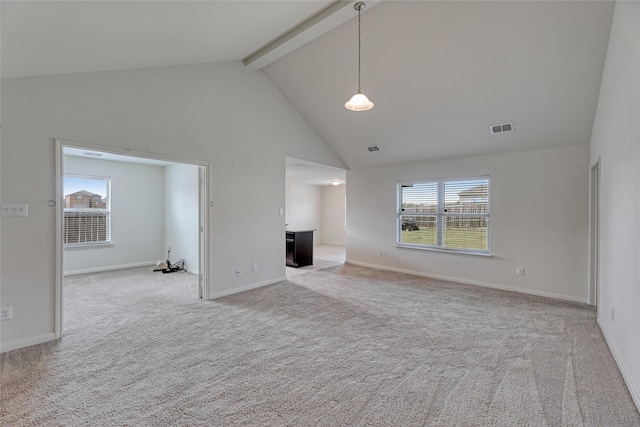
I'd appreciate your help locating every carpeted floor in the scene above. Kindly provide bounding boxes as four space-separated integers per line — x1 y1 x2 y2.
1 264 639 426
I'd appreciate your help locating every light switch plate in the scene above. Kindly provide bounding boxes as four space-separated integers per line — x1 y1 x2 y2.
0 306 12 321
0 203 28 217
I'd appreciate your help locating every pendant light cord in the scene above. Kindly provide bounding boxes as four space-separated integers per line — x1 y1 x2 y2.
357 4 362 93
344 1 373 111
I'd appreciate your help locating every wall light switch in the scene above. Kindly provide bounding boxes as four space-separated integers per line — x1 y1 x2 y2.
0 203 28 217
0 306 12 321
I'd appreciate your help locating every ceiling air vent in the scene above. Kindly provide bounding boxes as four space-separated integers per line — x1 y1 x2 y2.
490 122 514 134
367 145 380 152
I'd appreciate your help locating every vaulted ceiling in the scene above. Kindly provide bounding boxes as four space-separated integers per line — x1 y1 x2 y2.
0 0 336 77
1 1 615 172
265 1 614 169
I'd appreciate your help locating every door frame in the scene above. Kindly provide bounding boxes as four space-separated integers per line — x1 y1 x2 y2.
54 139 209 339
588 158 600 307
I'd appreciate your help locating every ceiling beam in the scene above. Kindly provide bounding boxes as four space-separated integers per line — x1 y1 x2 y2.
243 0 381 70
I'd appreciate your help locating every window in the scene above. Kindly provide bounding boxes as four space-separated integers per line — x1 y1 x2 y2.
397 178 490 254
64 175 111 246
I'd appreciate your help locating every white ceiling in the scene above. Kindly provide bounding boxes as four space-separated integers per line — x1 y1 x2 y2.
265 1 615 169
286 157 346 186
0 0 334 78
64 147 175 167
2 1 616 175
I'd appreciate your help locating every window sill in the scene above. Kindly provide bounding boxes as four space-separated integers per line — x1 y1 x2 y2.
64 242 113 250
396 243 492 258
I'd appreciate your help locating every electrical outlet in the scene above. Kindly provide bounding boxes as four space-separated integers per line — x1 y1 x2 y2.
611 308 615 322
516 267 525 276
252 263 258 272
235 268 241 277
0 306 12 321
377 250 382 257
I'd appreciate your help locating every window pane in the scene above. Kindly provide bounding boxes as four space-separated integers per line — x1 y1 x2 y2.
64 212 109 244
398 178 490 253
443 217 488 250
399 215 437 245
442 180 489 251
444 180 488 204
64 177 109 209
401 183 438 214
64 175 110 245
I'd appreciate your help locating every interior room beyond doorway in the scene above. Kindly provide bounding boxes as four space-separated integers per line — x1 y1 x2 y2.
58 143 206 337
285 157 347 277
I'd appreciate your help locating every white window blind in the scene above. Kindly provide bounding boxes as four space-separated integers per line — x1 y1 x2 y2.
398 178 490 253
64 175 111 246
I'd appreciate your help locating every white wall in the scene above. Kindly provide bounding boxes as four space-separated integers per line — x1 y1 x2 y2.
63 156 165 275
0 61 345 351
285 181 346 246
164 163 199 274
347 144 589 302
322 185 346 245
589 1 640 410
285 180 323 240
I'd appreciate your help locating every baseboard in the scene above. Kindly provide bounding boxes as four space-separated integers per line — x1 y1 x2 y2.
207 277 287 300
345 260 588 304
598 320 640 413
0 333 57 354
64 261 157 276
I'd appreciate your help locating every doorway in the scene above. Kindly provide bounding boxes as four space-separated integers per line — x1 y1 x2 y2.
285 157 347 277
589 159 600 307
54 139 208 339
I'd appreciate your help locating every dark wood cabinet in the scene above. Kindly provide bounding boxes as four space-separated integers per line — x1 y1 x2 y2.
286 230 314 268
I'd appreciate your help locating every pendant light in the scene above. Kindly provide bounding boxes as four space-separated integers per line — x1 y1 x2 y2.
345 2 374 111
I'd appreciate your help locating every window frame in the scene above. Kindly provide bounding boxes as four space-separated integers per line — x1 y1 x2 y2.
396 177 491 256
63 174 112 248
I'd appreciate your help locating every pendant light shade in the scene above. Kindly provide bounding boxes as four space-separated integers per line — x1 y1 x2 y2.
345 92 374 111
345 2 374 111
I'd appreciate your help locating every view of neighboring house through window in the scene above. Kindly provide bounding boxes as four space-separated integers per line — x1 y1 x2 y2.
64 175 111 246
397 177 490 254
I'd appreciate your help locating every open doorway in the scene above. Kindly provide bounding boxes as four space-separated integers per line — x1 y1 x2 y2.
285 157 346 277
54 139 208 339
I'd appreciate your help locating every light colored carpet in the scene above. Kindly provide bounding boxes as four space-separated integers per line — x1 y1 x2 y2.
1 264 639 426
286 257 344 277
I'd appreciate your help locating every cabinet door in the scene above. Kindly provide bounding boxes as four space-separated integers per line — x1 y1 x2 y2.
286 238 295 264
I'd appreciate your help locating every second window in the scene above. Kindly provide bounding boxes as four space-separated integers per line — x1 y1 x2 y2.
397 177 490 254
